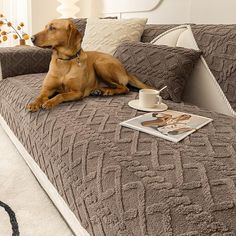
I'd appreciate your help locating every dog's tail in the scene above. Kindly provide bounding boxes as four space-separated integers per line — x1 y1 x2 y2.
127 73 152 89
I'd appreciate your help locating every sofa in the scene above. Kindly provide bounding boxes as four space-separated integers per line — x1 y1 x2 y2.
0 21 236 235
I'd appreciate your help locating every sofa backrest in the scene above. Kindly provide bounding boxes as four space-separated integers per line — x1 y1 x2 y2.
141 24 179 43
192 25 236 113
74 18 236 115
141 24 236 115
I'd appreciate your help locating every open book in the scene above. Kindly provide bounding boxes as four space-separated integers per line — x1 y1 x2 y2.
120 110 213 143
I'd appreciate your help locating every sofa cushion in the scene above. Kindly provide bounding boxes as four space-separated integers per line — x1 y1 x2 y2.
151 26 187 47
192 25 236 112
72 18 87 36
1 73 236 235
82 18 147 55
72 17 118 37
150 25 236 117
114 42 201 102
0 47 51 80
141 24 179 43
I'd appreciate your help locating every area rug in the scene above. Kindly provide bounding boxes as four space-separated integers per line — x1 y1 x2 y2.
0 125 73 236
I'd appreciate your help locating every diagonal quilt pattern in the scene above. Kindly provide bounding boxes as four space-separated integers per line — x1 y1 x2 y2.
0 47 51 80
0 74 236 235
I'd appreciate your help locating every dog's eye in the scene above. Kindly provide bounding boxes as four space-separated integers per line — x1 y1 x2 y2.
49 25 56 31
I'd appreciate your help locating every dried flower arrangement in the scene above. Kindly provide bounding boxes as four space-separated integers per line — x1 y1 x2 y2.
0 13 30 46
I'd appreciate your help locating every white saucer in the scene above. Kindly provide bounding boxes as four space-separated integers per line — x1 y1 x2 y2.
128 100 168 112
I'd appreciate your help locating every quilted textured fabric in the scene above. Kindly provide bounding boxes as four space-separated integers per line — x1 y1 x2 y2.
141 24 180 43
71 18 87 36
191 25 236 111
114 42 202 102
0 47 51 80
141 24 236 111
82 18 147 55
1 73 236 235
72 17 117 37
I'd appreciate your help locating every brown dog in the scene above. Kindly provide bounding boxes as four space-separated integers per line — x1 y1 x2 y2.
27 19 149 112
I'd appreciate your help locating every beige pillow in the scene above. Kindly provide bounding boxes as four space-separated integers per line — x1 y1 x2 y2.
81 18 147 55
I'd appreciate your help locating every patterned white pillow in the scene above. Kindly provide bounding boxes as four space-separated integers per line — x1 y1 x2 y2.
82 18 147 55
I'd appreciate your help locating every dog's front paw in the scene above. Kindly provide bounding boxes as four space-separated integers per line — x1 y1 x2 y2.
90 89 102 96
26 102 42 112
42 100 57 110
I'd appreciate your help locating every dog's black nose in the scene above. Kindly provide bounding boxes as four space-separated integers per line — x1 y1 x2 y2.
31 35 36 43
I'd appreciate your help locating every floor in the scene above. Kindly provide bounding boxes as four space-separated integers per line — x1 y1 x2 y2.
0 125 74 236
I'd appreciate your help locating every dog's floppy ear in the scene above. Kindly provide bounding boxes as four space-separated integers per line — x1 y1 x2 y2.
67 22 82 48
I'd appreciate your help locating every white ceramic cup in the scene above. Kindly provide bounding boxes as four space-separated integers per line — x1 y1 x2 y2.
139 89 162 108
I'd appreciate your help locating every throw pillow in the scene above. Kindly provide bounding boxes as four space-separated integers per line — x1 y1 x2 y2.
150 24 236 116
82 18 147 55
72 17 117 37
114 42 201 102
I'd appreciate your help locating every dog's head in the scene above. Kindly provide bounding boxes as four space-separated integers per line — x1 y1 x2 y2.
31 19 82 50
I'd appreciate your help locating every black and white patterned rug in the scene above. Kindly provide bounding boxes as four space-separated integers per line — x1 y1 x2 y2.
0 125 73 236
0 201 19 236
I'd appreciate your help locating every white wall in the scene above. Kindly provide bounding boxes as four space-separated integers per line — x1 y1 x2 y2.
31 0 91 34
31 0 59 34
0 0 31 46
190 0 236 24
30 0 236 34
118 0 192 24
101 0 236 24
64 0 103 18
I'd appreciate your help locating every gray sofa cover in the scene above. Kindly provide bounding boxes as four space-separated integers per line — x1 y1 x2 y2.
0 75 236 235
141 24 236 111
0 24 236 235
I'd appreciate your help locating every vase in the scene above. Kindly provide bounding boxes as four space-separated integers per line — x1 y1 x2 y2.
57 0 80 18
15 39 30 47
19 39 26 46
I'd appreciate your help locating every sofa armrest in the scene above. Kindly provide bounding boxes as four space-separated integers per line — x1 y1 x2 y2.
0 46 52 80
